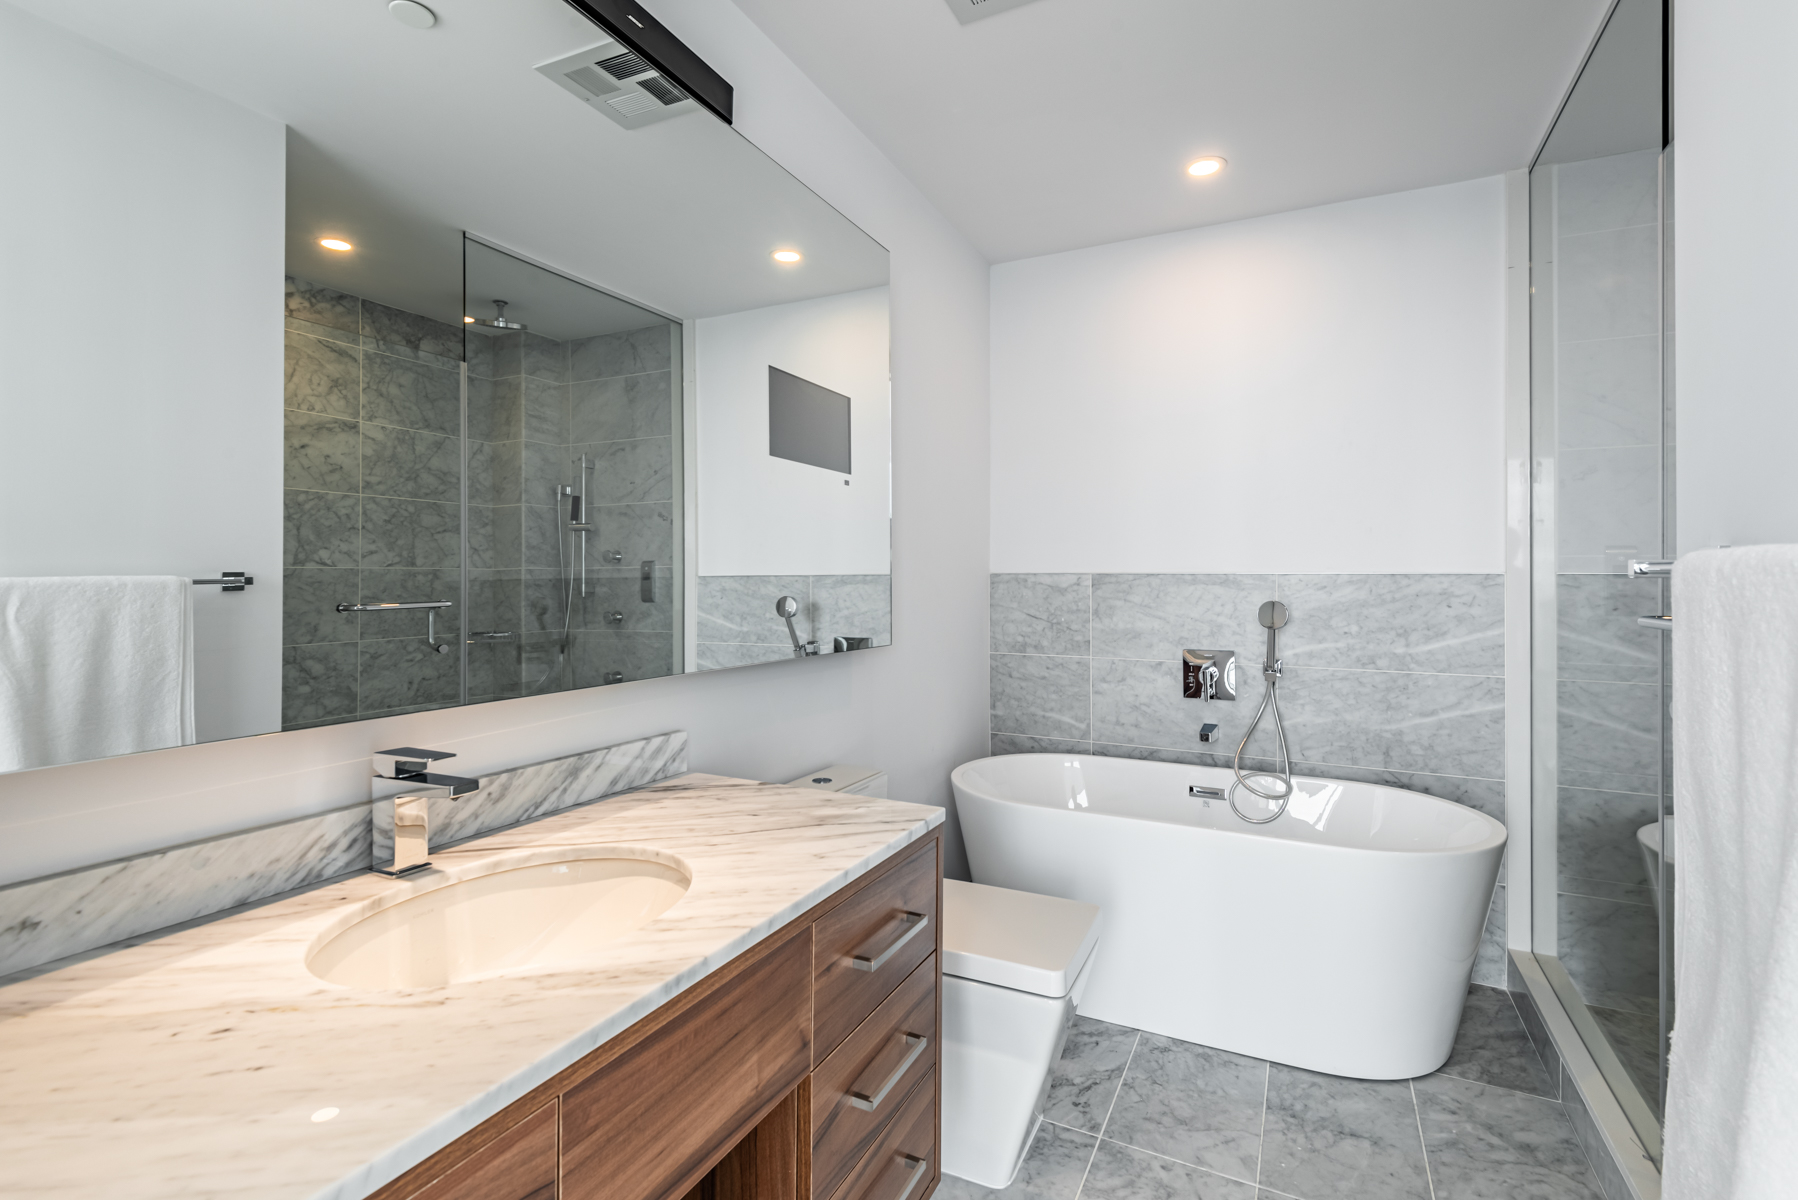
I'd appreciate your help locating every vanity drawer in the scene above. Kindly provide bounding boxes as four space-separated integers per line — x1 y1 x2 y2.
812 954 938 1200
814 839 939 1060
826 1069 938 1200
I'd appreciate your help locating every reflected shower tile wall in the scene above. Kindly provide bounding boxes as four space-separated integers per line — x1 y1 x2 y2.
695 574 892 665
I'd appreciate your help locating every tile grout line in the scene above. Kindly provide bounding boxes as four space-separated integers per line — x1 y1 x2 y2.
1410 1079 1437 1200
1073 1030 1138 1200
1255 1059 1270 1191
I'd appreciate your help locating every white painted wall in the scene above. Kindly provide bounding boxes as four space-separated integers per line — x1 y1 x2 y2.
990 176 1507 574
1673 0 1798 553
0 0 990 886
697 287 891 575
0 2 284 745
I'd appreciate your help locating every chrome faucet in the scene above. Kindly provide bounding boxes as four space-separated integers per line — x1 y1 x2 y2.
371 747 481 877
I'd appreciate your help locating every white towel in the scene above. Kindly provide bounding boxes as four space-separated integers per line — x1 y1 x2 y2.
0 576 196 773
1663 545 1798 1198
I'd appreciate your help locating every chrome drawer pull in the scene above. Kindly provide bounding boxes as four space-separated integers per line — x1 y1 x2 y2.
850 911 929 973
849 1034 928 1112
892 1155 929 1200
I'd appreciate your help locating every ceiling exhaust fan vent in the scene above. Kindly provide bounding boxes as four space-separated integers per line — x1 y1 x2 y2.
536 40 702 130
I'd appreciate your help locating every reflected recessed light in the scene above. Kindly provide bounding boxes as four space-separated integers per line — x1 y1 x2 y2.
771 250 802 264
318 238 354 252
1186 157 1226 178
463 316 474 324
311 1107 340 1123
388 1 437 29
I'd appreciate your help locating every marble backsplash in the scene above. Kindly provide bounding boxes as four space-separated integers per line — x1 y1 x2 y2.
0 731 687 979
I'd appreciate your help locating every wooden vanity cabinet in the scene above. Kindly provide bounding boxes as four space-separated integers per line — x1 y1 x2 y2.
370 831 942 1200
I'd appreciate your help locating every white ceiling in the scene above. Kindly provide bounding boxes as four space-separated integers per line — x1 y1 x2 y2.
726 0 1612 262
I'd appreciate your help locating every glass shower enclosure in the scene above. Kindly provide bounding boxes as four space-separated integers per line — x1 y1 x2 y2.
1527 0 1670 1160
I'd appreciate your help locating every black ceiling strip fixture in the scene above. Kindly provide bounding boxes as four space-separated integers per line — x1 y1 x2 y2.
557 0 733 125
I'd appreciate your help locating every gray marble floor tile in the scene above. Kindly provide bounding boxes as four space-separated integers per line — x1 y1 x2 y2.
1275 574 1504 675
1436 986 1555 1098
992 574 1091 656
283 568 359 647
358 635 461 712
362 351 461 437
696 642 794 670
1082 1141 1256 1200
1414 1074 1603 1200
1558 1065 1631 1200
1473 885 1508 989
698 575 809 644
1044 1017 1137 1133
1556 893 1658 1014
1587 1006 1662 1119
1556 573 1663 685
570 325 672 381
579 437 674 504
359 299 463 364
595 502 674 568
1510 989 1562 1101
1556 335 1662 452
1554 444 1662 569
1090 657 1255 755
281 641 358 727
285 276 358 338
284 489 359 568
813 574 892 648
1556 225 1661 344
991 653 1090 741
573 630 677 686
523 375 570 445
1556 679 1660 795
1259 1065 1431 1200
1558 787 1656 887
356 568 460 640
285 331 359 419
362 422 461 503
572 372 674 442
1278 667 1506 779
992 734 1093 757
1553 149 1660 237
1104 1035 1265 1183
284 410 360 494
1091 574 1272 662
521 332 569 383
360 497 461 570
936 1120 1096 1200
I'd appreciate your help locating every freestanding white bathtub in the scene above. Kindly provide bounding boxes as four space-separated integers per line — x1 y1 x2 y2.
951 753 1506 1079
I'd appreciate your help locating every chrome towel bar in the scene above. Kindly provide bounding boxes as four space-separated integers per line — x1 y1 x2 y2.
336 600 453 613
192 572 253 591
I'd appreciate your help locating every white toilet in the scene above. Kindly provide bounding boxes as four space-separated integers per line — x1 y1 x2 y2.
940 879 1102 1189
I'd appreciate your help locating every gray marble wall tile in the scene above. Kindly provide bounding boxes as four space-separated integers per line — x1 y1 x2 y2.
468 571 522 635
522 376 570 445
1091 656 1250 754
1043 1016 1135 1133
570 325 672 380
1554 149 1660 236
469 440 524 508
1557 335 1662 451
1259 1066 1432 1200
284 489 359 568
1474 884 1508 989
1557 679 1660 794
991 653 1089 741
284 568 359 646
1557 893 1658 1013
285 332 359 419
1104 1035 1266 1182
469 503 524 570
362 352 461 437
992 574 1090 656
361 423 461 503
486 331 523 378
699 575 810 644
285 276 358 338
1279 667 1506 779
1557 225 1662 343
1436 985 1555 1097
1559 787 1656 887
1284 763 1504 821
285 410 360 493
598 502 675 565
522 502 564 569
1091 574 1272 661
581 567 675 633
580 437 674 504
1556 445 1662 569
574 630 676 684
520 632 573 694
696 642 794 670
1557 574 1662 684
521 333 569 383
359 299 462 364
991 733 1092 757
469 376 522 444
281 641 358 726
1276 574 1503 675
522 569 574 635
1082 1140 1256 1200
467 638 523 702
813 575 892 648
1088 742 1283 775
572 372 673 442
360 497 461 569
356 568 460 639
1414 1074 1604 1200
464 330 496 380
358 637 460 712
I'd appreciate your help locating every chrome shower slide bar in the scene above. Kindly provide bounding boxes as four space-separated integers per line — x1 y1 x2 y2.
335 600 453 613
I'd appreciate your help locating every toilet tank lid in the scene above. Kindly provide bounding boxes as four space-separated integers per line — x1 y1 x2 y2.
942 879 1101 999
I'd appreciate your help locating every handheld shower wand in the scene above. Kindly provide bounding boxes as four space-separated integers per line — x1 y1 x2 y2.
775 596 819 657
1230 600 1294 824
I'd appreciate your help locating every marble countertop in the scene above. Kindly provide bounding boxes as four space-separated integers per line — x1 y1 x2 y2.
0 774 944 1200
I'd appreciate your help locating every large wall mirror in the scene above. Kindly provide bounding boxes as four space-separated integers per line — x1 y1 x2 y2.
0 0 890 774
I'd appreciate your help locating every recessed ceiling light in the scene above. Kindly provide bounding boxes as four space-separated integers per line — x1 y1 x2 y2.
318 238 354 252
1186 157 1226 178
771 250 802 264
388 1 437 29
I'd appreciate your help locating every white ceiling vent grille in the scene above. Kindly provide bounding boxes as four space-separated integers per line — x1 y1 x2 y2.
536 40 701 130
941 0 1049 24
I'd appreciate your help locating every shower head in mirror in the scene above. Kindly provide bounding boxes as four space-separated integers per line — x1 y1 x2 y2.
774 596 799 619
465 299 527 332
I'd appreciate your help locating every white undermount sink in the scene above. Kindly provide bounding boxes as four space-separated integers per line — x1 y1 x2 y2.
306 850 692 990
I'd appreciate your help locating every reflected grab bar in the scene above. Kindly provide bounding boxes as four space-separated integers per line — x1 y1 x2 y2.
336 601 453 613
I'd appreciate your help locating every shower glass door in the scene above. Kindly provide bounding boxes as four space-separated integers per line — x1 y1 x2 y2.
1527 0 1670 1160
